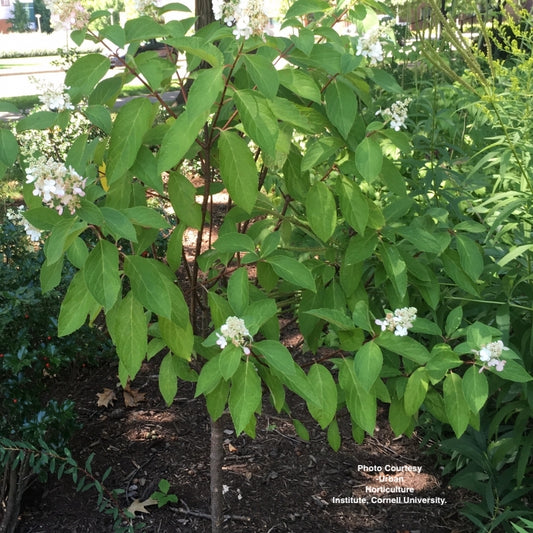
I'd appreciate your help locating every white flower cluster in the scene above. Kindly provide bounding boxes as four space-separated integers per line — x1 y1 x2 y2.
473 340 508 373
356 26 387 65
376 98 411 131
37 81 74 112
6 206 42 242
47 0 90 30
215 316 253 355
25 156 87 215
212 0 268 40
375 307 417 337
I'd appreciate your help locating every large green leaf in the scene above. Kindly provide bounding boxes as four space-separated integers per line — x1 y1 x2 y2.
353 341 383 392
243 54 279 99
325 79 357 139
285 0 330 18
278 68 321 103
58 271 99 336
106 292 147 381
376 332 431 364
228 267 249 316
265 255 316 292
456 234 484 281
167 171 202 229
124 16 166 41
158 67 224 172
229 360 262 435
462 366 488 413
65 53 110 102
380 243 407 298
219 344 243 381
218 130 258 213
44 218 87 265
159 317 193 360
403 368 429 415
307 364 337 429
106 98 157 184
355 137 382 182
443 373 469 438
84 239 121 310
337 177 368 234
100 207 138 242
0 129 18 168
233 89 279 158
159 352 180 406
306 181 336 242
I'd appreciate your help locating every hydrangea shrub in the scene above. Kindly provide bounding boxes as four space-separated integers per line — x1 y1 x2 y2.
2 0 531 451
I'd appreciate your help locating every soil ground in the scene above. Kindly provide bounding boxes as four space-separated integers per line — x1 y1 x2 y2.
16 353 475 533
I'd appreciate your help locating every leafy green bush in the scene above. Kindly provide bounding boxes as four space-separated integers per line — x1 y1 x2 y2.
1 0 533 531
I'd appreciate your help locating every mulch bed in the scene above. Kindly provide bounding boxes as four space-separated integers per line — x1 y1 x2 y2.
16 353 474 533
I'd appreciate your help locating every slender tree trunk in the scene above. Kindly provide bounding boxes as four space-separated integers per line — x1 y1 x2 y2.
210 416 224 533
196 0 214 31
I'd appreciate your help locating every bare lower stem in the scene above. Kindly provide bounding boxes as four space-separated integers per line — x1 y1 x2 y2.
210 416 224 533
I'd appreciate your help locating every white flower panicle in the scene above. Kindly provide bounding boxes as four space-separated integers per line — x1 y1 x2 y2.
376 98 411 131
47 0 90 30
6 206 42 242
375 307 417 337
212 0 268 40
356 26 387 65
216 316 253 355
473 340 508 373
37 81 74 112
25 156 87 215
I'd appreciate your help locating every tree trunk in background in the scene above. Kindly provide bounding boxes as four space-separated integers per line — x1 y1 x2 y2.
196 0 214 30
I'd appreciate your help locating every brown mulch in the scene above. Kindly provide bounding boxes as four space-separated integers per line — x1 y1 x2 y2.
15 353 474 533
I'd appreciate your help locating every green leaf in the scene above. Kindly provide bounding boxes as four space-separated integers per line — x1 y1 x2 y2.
370 69 403 93
403 368 429 415
107 98 157 184
159 352 180 405
266 255 316 292
307 364 337 429
23 207 61 230
456 234 484 281
376 332 431 364
65 54 110 102
355 137 382 182
234 89 279 158
44 218 87 265
338 358 376 435
159 317 193 360
443 373 470 438
301 136 344 172
380 243 407 298
292 419 310 441
228 267 249 316
124 256 176 319
195 356 223 397
213 232 256 254
306 181 336 242
389 397 412 436
242 298 278 335
337 177 369 234
496 360 533 382
85 105 112 134
441 250 480 296
219 344 243 381
84 239 121 311
243 54 279 99
229 360 262 435
327 418 341 451
158 67 224 172
325 79 357 138
426 345 463 383
40 257 63 293
445 307 463 336
462 366 488 414
17 111 59 132
58 271 99 336
100 207 138 242
167 172 202 229
285 0 330 18
125 206 170 229
99 24 126 48
0 129 18 167
218 130 258 213
278 68 321 104
354 341 383 392
304 308 353 330
106 292 147 381
124 16 166 41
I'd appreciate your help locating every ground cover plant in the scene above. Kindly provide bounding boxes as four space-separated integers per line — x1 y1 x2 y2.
1 0 533 531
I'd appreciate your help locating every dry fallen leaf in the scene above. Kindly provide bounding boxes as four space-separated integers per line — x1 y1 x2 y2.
127 497 158 515
96 388 117 408
228 443 238 453
123 385 146 408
